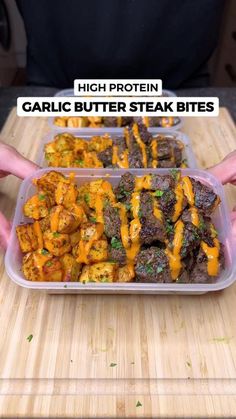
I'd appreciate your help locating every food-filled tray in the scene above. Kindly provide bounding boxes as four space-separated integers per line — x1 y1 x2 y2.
37 128 197 169
48 88 183 132
5 167 234 294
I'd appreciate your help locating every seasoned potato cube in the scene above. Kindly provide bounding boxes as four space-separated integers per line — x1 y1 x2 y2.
54 117 67 127
22 250 63 281
79 262 118 283
45 152 61 168
67 117 88 128
87 239 108 263
55 180 78 208
116 265 135 282
23 194 50 220
39 215 51 232
88 135 112 152
74 223 104 263
54 133 75 152
60 254 82 281
50 205 81 234
43 231 71 256
33 171 67 195
16 223 39 253
59 150 75 167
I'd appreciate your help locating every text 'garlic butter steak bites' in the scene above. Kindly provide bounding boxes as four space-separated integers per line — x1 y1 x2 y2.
16 170 224 284
44 121 187 169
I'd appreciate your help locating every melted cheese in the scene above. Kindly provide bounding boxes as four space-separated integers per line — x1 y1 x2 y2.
112 146 129 169
153 200 163 221
201 238 220 276
127 219 141 263
130 192 140 218
33 252 52 280
117 117 122 127
135 175 152 191
31 195 40 219
115 203 130 249
151 139 158 168
142 116 150 127
132 123 147 168
33 221 43 248
94 180 116 224
50 206 62 232
189 207 199 227
172 183 184 222
77 223 104 264
165 220 184 280
182 176 194 206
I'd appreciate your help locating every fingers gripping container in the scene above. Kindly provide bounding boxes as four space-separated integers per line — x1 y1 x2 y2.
48 89 183 132
36 129 197 168
5 168 236 294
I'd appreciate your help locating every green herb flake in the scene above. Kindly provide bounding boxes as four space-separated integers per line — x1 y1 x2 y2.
27 334 33 343
146 264 154 274
138 209 143 218
53 232 60 238
186 361 192 368
153 190 164 197
38 194 46 201
84 193 90 205
111 237 123 250
170 168 179 180
136 401 142 408
166 222 174 234
211 337 233 344
125 203 132 211
110 362 117 367
131 362 135 365
157 266 163 274
41 249 49 255
45 261 52 267
90 216 97 223
75 159 84 166
64 284 67 288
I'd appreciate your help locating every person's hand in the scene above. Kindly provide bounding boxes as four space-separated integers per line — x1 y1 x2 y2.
0 141 39 251
208 150 236 239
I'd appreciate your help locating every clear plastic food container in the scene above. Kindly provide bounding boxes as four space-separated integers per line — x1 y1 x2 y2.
48 88 183 132
36 129 196 168
5 168 235 294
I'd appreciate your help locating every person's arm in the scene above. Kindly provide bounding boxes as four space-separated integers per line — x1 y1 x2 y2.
208 150 236 237
0 142 39 250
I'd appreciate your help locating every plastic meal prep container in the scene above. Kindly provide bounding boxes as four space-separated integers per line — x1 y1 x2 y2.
5 168 235 295
48 88 183 132
36 129 197 168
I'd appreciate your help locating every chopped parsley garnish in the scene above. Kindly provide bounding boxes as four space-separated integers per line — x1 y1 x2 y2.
41 249 49 255
38 194 46 201
45 261 52 267
136 401 142 407
111 237 123 249
75 159 84 166
110 363 117 367
125 203 132 211
146 264 154 274
64 284 67 288
138 209 143 218
157 266 163 274
27 334 33 342
153 190 164 197
166 222 174 234
84 193 90 205
90 216 97 223
53 232 60 238
100 277 109 282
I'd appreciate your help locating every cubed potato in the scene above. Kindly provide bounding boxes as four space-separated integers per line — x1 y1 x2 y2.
87 239 108 263
60 253 81 281
88 135 112 152
54 117 67 127
22 250 63 281
50 205 81 234
59 150 75 167
74 223 104 263
79 262 118 283
33 171 67 195
67 117 88 128
55 180 78 209
45 152 61 168
70 230 81 246
54 133 75 152
116 265 135 282
39 215 51 232
16 223 39 253
74 137 88 153
23 194 50 220
43 230 71 256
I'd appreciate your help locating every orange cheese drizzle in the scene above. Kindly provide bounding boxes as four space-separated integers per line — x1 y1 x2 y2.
135 175 152 191
132 123 147 168
50 206 62 232
172 183 184 222
142 117 150 127
112 146 129 169
201 238 220 276
33 252 52 281
151 139 158 168
77 223 104 264
165 220 184 280
182 176 194 206
33 221 44 248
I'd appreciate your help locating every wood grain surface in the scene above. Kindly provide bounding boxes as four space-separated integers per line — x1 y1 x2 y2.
0 108 236 417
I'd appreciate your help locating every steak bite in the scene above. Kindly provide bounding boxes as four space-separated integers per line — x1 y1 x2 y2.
108 242 127 266
135 247 171 283
151 174 176 191
115 172 135 203
180 222 201 258
190 244 224 283
139 191 166 243
103 204 121 239
184 177 220 214
97 146 113 167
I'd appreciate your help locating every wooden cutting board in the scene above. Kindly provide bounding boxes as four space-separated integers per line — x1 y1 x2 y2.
0 108 236 418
